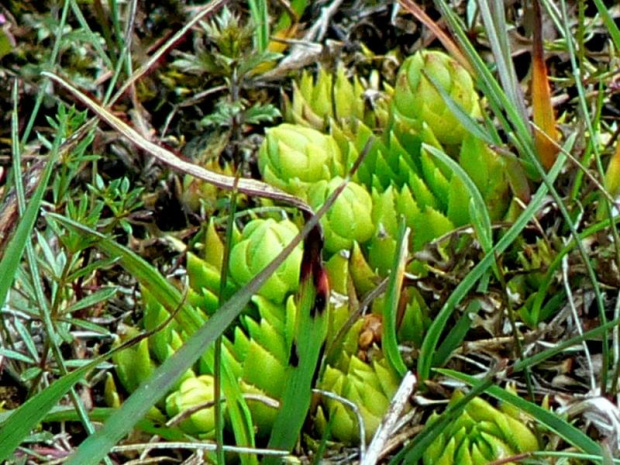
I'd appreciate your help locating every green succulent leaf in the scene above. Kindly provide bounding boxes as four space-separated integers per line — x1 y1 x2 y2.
284 66 369 131
112 327 157 394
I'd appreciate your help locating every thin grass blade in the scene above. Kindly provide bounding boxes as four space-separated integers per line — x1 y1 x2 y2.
477 0 528 123
248 0 269 53
422 72 495 146
592 0 620 52
417 151 566 381
423 144 494 256
382 220 409 377
0 110 60 312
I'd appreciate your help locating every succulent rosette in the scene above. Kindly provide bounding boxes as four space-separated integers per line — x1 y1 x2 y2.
283 66 368 131
423 391 539 465
258 123 344 194
507 237 564 327
229 218 302 303
307 177 375 253
393 50 481 146
165 375 219 438
316 354 401 443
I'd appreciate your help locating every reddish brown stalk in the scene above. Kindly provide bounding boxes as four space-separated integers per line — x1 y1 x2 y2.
531 0 559 170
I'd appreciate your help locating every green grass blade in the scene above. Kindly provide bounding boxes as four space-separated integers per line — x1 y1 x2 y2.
382 220 409 376
248 0 269 53
265 227 329 458
417 151 566 381
0 97 61 315
515 315 620 373
423 72 495 146
591 0 620 51
477 0 528 122
423 144 494 255
215 179 247 465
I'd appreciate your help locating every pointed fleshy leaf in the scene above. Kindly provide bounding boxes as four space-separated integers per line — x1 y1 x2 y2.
242 340 287 399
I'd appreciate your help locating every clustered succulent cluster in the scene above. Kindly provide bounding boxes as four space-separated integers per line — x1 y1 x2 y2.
423 391 539 465
253 50 518 444
108 218 305 439
260 51 512 277
109 49 539 461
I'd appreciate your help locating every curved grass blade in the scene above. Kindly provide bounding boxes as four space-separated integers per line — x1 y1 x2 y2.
422 72 495 146
423 144 494 257
433 0 533 152
382 220 409 377
0 110 61 312
591 0 620 51
477 0 528 123
417 151 566 381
